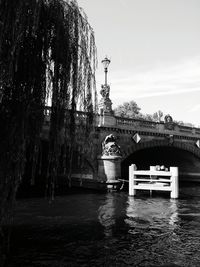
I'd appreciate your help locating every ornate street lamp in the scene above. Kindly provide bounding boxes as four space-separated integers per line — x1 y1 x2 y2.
101 57 111 86
99 56 112 115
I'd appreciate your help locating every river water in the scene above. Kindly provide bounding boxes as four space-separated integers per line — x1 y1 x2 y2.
6 184 200 267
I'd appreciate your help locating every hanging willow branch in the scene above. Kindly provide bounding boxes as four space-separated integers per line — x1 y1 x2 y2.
0 0 97 261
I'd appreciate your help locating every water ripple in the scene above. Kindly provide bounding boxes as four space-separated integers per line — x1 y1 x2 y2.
6 186 200 266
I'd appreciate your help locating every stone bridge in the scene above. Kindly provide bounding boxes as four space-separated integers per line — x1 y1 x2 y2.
40 62 200 189
43 106 200 189
97 112 200 184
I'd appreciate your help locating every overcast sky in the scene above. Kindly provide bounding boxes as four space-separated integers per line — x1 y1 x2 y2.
77 0 200 126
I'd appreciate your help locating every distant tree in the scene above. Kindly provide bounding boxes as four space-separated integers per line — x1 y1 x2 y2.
114 101 197 127
174 120 184 125
114 101 165 122
183 122 195 127
138 113 154 121
175 121 195 127
152 110 163 122
114 101 141 118
114 101 186 126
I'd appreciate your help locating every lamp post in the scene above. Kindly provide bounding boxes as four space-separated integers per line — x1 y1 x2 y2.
99 56 112 115
98 56 122 191
101 57 111 86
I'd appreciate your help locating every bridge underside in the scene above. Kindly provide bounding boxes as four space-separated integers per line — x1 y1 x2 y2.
121 146 200 182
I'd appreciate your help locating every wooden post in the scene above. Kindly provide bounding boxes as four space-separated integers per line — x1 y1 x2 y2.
170 167 179 199
150 166 156 171
129 164 137 196
149 166 156 197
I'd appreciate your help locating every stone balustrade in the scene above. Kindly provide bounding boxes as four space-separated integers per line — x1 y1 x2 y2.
44 106 89 125
43 106 200 137
114 115 200 137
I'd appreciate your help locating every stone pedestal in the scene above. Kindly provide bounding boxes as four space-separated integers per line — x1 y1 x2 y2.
98 113 116 127
98 155 122 191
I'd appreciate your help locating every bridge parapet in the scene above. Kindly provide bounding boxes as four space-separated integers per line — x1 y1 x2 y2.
43 106 200 138
44 106 95 125
116 116 158 129
102 114 200 137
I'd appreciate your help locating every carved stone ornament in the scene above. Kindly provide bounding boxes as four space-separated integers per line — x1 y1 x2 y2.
102 134 122 156
164 114 174 130
99 97 112 113
99 84 113 114
167 134 174 145
132 133 141 143
100 84 110 98
196 140 200 148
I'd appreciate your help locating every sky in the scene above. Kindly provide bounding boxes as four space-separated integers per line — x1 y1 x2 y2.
77 0 200 126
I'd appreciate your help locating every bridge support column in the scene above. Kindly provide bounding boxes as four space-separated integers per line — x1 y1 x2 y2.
98 155 122 191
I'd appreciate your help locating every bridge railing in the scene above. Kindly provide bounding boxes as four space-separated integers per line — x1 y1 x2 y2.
116 116 158 129
44 106 93 125
44 106 200 136
115 115 200 136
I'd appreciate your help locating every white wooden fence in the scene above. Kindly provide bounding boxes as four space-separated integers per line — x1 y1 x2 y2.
129 165 179 199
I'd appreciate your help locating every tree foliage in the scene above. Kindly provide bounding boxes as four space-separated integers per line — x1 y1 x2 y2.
114 100 196 127
114 101 165 122
114 100 141 118
174 120 195 127
152 110 163 122
0 0 97 261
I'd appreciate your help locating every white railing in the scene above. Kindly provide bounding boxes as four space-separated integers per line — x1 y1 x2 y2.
129 164 179 199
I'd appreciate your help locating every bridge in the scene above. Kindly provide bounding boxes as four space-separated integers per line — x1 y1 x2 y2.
43 102 200 190
40 59 200 190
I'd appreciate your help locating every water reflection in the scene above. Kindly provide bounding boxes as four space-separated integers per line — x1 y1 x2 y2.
98 193 129 238
169 200 178 226
7 186 200 267
98 193 116 237
125 197 179 232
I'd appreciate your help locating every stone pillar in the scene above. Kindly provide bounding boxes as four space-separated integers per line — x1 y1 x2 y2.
97 134 122 191
98 84 113 115
98 155 122 190
99 113 116 127
98 84 117 127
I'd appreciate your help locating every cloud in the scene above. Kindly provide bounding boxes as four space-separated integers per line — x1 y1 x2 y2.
118 0 129 8
134 87 200 99
188 103 200 113
103 56 200 100
95 56 200 126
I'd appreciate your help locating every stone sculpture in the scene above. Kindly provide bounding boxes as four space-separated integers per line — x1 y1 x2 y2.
164 114 174 130
102 134 121 156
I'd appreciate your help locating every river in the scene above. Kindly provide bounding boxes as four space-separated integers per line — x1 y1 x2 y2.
6 184 200 267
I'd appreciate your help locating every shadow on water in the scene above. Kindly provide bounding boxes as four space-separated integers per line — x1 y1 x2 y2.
6 184 200 266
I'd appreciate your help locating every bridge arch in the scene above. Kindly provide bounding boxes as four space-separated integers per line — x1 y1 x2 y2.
122 140 200 159
121 140 200 181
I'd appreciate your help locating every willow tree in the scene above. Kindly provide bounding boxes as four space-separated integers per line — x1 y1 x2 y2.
0 0 97 261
